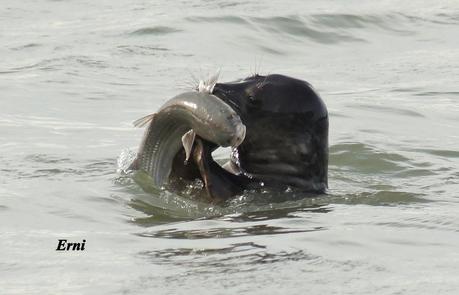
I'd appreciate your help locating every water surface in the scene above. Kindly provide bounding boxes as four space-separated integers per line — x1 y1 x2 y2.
1 0 459 294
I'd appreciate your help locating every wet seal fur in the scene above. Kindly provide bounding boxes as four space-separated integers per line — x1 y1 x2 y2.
132 74 328 203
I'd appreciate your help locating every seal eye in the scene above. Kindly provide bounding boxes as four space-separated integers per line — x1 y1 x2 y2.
247 94 262 109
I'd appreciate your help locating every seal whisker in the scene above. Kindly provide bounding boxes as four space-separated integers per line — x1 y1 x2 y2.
254 56 263 77
185 70 201 91
178 77 199 91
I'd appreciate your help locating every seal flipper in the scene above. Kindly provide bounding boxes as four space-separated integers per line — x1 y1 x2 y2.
191 137 251 203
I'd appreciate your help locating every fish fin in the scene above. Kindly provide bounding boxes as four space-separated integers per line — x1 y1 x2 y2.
222 160 242 175
198 70 220 93
181 129 196 165
133 113 155 128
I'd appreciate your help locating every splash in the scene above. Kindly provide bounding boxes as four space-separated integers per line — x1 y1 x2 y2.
117 148 137 174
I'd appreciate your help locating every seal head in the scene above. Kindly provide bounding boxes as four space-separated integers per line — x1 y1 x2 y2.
212 74 329 192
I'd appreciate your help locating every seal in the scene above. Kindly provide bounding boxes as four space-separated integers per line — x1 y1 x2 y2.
196 73 329 199
132 73 328 203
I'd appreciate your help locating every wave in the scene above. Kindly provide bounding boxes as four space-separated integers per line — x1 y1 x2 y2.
183 12 459 46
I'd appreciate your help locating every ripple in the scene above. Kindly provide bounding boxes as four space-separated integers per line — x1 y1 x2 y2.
312 13 414 34
136 224 323 239
181 12 447 47
73 56 108 69
351 103 425 118
256 44 285 55
332 191 430 206
414 91 459 97
139 242 316 273
219 205 331 222
374 215 459 233
252 15 366 44
393 168 436 178
7 154 116 180
117 45 170 56
330 142 409 173
1 55 108 74
129 26 182 36
1 59 54 73
10 43 41 51
400 12 459 25
328 111 351 118
84 160 117 177
128 198 193 225
390 86 423 93
412 149 459 158
146 242 267 260
186 15 250 25
47 209 98 223
25 154 72 164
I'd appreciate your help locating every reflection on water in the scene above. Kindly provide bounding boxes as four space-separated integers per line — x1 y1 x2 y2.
139 242 315 273
136 224 324 239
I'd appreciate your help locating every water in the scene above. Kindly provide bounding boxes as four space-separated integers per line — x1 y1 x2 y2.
1 0 459 294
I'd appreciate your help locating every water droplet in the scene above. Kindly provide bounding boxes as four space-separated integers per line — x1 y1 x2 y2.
117 148 137 174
